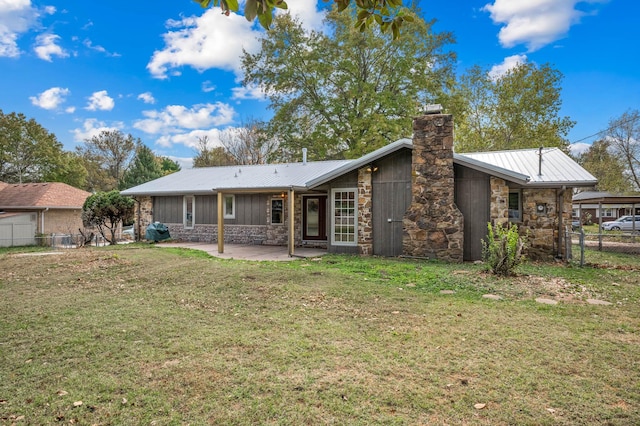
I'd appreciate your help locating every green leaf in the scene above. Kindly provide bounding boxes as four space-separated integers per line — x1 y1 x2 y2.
224 0 240 12
245 0 258 21
257 10 273 30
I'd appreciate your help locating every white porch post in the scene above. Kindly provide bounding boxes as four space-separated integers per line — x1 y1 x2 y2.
288 188 295 257
217 192 224 253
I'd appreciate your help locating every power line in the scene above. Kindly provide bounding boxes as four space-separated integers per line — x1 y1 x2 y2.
571 113 640 145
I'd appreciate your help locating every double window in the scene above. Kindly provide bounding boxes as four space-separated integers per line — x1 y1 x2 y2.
331 188 357 245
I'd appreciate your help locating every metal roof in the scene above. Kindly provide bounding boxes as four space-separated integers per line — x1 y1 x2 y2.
120 160 352 196
456 147 597 187
121 143 598 196
573 191 640 203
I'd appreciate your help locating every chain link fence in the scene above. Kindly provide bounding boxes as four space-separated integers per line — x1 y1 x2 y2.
568 227 640 265
0 233 111 249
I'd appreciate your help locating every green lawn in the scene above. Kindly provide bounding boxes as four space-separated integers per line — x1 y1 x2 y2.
1 245 639 425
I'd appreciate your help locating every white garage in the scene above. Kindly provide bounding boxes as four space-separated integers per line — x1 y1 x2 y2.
0 212 37 247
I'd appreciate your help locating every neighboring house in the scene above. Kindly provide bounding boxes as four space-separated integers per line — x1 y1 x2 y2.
572 191 640 224
121 113 597 261
0 182 91 246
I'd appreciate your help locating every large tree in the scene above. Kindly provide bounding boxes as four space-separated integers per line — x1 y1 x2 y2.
605 109 640 191
242 7 455 160
0 110 66 183
451 63 575 153
119 144 165 190
77 130 138 191
577 139 634 193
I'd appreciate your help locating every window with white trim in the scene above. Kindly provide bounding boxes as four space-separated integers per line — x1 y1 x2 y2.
331 188 357 245
184 196 194 228
223 194 235 219
271 198 284 224
508 190 521 222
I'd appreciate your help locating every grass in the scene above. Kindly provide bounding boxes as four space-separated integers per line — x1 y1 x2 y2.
1 245 639 425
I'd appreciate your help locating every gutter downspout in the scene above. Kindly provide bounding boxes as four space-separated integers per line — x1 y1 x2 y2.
41 207 49 235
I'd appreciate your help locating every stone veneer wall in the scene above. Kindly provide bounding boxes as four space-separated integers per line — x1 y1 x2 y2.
357 167 373 255
490 177 509 225
136 196 153 240
488 181 574 260
403 114 464 262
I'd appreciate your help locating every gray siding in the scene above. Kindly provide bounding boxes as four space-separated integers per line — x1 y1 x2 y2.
454 165 490 261
373 150 412 256
153 196 182 223
227 194 268 225
196 195 215 224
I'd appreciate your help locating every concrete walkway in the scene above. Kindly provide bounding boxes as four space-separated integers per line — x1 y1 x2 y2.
157 242 327 261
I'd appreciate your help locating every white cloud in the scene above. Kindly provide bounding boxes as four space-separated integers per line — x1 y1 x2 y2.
156 128 225 149
34 33 68 61
202 80 215 93
277 0 326 32
569 142 591 156
71 118 124 142
134 103 235 135
29 86 70 110
83 38 120 57
147 8 262 79
137 91 156 104
488 54 528 80
482 0 602 51
231 84 268 101
0 0 41 57
65 106 75 113
86 90 115 111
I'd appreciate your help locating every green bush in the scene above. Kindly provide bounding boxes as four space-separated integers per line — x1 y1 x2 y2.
482 222 526 276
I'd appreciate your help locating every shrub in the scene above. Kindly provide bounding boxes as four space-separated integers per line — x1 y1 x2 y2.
482 222 526 276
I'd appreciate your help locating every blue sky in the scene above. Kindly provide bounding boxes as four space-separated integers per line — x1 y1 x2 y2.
1 0 638 169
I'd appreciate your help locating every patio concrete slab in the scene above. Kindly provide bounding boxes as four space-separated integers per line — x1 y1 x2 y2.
157 242 326 261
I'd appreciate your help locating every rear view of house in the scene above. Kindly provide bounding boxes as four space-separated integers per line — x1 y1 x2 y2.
122 112 597 261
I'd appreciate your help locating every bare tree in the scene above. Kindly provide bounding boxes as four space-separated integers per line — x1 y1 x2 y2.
219 119 279 165
77 130 138 190
606 110 640 190
192 136 235 167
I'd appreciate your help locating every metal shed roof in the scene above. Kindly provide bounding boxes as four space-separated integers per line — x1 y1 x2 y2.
456 147 597 187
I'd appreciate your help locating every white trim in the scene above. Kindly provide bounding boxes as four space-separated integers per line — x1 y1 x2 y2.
223 194 235 219
330 188 357 246
183 195 195 229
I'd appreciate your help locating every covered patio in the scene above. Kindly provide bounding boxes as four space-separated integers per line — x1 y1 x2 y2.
157 242 327 261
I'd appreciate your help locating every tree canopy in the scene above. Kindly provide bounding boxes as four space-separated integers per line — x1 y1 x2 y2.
450 63 575 153
0 109 79 184
119 144 165 190
193 136 236 167
605 109 640 191
82 190 135 245
194 0 413 39
242 7 455 160
76 130 138 191
576 139 634 193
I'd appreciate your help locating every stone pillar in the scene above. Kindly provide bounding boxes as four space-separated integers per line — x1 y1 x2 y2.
490 177 509 225
403 114 464 262
358 167 373 255
136 196 153 240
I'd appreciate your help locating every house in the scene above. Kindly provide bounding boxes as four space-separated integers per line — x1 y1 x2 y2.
572 191 640 224
0 182 91 246
121 113 597 261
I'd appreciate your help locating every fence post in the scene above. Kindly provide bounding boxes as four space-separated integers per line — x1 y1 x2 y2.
579 228 585 267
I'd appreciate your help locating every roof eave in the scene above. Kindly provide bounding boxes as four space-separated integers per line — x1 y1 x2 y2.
453 154 531 184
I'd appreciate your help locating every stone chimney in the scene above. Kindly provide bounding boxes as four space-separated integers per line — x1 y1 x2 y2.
403 113 464 262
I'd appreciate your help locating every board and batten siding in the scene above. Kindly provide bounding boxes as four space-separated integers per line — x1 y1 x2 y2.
454 164 490 261
152 194 268 226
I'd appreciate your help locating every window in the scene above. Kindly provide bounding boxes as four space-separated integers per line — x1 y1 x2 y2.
331 189 357 245
508 190 521 222
184 196 194 228
223 195 235 219
271 198 284 224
